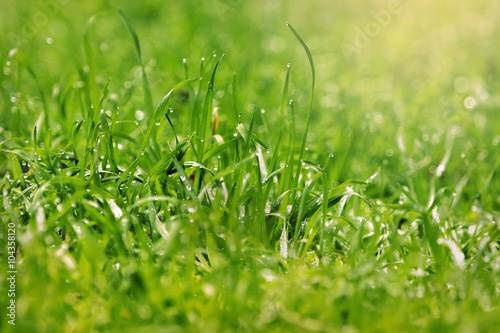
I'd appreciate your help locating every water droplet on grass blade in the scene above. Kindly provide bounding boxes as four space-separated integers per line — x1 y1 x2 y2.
135 110 145 121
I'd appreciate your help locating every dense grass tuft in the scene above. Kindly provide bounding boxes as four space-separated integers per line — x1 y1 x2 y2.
1 1 500 332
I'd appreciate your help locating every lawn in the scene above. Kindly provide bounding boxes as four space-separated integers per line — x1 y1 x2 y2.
1 0 500 332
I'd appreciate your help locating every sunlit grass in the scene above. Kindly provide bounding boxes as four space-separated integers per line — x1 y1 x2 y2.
1 1 500 332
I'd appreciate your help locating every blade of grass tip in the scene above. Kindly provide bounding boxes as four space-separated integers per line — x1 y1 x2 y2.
194 55 223 191
94 78 110 123
57 75 75 121
99 108 118 173
140 77 200 153
164 112 179 145
198 55 224 163
189 52 218 145
199 56 205 74
435 128 455 178
118 10 154 125
280 64 292 121
284 99 296 194
64 120 84 150
183 58 188 80
189 57 206 135
286 22 315 186
32 125 38 158
243 108 256 155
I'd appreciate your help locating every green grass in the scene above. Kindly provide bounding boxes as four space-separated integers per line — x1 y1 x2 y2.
1 0 500 332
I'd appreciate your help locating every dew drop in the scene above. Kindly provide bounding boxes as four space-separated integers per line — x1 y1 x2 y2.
135 110 145 121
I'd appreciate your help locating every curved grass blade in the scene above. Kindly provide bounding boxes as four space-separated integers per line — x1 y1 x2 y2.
198 55 224 162
140 77 200 152
118 10 154 122
286 22 316 186
289 193 345 229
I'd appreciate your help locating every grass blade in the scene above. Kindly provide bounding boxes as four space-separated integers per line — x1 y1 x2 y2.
118 10 154 123
286 22 315 186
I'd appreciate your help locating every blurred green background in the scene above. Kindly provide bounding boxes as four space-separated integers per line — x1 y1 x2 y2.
1 0 499 187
